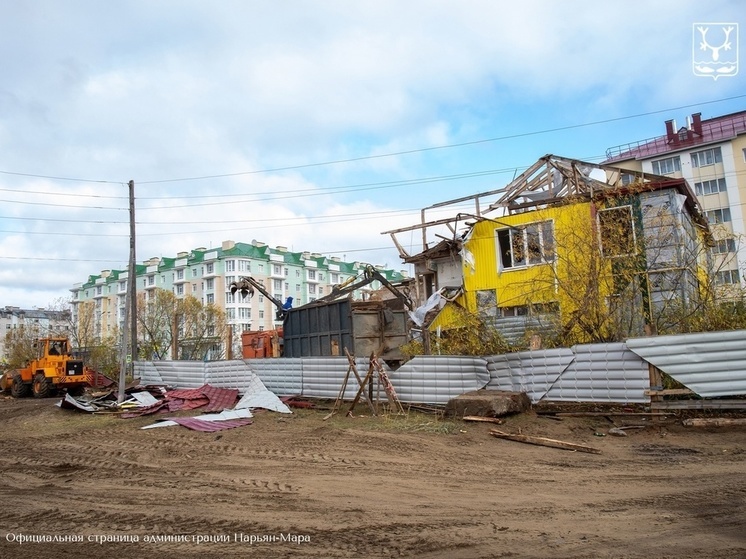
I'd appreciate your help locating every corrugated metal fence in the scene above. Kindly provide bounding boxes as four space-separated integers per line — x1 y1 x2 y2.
134 330 746 404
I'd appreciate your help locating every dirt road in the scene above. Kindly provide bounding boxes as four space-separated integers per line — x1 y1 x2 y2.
0 396 744 559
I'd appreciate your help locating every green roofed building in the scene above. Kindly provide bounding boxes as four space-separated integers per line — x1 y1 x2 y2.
70 239 408 356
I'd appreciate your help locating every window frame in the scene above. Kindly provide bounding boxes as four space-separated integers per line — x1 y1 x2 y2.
691 147 723 168
651 156 681 175
496 220 555 270
598 205 636 258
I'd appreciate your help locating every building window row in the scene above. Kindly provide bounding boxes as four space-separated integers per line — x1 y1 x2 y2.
691 147 723 168
706 208 732 224
652 156 681 175
711 238 737 255
715 269 740 285
694 178 727 196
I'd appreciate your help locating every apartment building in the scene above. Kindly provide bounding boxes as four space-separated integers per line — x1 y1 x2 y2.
605 110 746 289
70 239 407 342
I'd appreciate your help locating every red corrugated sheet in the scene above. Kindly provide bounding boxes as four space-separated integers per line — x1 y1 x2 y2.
200 385 240 412
168 417 254 432
119 384 238 418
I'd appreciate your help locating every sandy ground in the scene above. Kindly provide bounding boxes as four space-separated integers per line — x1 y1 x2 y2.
0 395 744 559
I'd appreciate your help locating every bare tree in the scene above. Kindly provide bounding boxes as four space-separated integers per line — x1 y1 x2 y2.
135 290 228 361
174 295 227 361
3 326 43 370
137 289 177 360
508 190 746 346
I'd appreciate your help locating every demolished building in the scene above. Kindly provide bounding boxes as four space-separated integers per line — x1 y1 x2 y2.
385 155 712 345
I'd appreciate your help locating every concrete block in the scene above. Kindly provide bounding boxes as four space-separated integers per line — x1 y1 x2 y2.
445 389 530 418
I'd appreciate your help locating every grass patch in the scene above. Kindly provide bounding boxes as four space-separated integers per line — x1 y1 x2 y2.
305 405 461 435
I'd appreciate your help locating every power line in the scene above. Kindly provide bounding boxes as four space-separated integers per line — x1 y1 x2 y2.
0 198 126 211
0 95 743 186
0 245 402 264
0 255 123 263
136 95 746 184
0 229 126 237
0 170 122 184
0 186 127 199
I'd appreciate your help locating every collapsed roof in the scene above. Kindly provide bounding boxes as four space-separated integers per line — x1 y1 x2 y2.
383 154 708 259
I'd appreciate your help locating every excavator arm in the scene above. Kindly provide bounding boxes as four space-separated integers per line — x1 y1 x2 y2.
229 276 289 321
316 266 414 310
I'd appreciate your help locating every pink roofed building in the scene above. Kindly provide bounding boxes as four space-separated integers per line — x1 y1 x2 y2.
605 110 746 291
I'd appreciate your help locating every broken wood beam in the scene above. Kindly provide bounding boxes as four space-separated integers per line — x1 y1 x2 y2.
489 429 602 454
537 411 669 417
682 418 746 427
644 388 694 396
463 416 503 425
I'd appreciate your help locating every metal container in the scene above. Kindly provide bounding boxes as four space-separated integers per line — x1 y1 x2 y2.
283 299 408 361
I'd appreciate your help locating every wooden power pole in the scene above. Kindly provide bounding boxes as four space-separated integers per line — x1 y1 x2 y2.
118 180 137 403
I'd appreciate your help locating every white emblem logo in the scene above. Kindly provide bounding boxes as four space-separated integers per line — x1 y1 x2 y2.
693 23 738 79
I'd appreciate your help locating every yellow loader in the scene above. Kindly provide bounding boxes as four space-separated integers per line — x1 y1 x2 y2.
0 337 93 398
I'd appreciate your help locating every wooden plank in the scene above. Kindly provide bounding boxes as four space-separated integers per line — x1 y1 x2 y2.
463 416 503 425
489 429 602 455
537 412 669 417
648 363 663 422
683 418 746 427
651 400 746 410
644 388 694 396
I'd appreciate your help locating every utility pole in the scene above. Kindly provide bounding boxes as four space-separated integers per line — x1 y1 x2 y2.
128 180 137 371
118 180 137 403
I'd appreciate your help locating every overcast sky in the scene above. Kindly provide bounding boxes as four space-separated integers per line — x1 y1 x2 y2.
1 0 744 308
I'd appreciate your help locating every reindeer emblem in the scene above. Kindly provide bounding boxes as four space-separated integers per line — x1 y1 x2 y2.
697 25 734 61
693 23 739 79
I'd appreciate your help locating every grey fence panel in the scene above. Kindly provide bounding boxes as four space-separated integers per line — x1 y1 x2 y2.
626 330 746 397
247 358 304 396
134 362 163 385
387 356 490 404
543 343 649 403
300 357 375 399
485 349 575 403
204 360 268 394
142 361 206 388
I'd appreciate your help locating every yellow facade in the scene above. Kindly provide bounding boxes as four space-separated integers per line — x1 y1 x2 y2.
457 203 594 316
432 192 708 343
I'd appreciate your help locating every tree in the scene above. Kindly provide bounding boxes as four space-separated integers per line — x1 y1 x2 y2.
175 295 228 361
3 326 42 370
137 289 177 360
403 305 510 357
47 297 97 353
506 188 744 346
135 289 228 361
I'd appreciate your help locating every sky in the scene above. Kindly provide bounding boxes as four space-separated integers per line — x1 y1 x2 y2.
1 0 745 309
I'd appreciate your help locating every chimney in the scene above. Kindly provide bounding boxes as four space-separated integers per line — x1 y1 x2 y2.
222 240 235 251
665 119 678 144
692 113 703 136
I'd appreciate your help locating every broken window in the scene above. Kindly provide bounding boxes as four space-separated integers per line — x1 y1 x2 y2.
499 305 528 317
599 206 635 257
497 221 555 269
476 290 497 319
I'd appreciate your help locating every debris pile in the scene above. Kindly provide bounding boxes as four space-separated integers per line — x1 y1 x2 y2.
58 381 291 432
